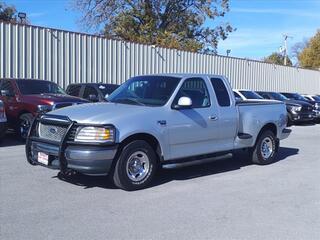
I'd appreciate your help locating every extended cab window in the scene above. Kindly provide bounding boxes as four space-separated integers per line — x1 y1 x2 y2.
210 78 230 107
173 78 210 108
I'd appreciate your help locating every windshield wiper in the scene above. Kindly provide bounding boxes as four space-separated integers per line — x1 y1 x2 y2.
112 98 146 106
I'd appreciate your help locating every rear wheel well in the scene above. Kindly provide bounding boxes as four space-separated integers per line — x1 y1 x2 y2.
119 133 162 162
18 110 33 118
257 123 277 141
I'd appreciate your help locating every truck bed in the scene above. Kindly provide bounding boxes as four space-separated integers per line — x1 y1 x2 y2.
236 99 283 106
235 99 287 149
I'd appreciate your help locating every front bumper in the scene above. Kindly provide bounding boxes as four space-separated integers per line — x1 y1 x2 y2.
289 112 315 123
25 115 118 175
28 141 117 175
313 110 320 119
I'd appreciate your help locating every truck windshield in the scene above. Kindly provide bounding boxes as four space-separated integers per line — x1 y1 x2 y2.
239 90 263 99
269 92 288 101
107 76 181 106
17 81 66 95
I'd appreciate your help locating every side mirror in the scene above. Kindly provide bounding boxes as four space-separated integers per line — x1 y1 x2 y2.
173 97 192 109
1 90 14 97
88 94 98 102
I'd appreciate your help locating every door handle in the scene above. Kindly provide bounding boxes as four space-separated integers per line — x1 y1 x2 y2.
209 115 218 121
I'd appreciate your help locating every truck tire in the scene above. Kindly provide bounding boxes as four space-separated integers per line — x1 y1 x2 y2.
18 113 34 139
250 130 277 165
112 140 157 191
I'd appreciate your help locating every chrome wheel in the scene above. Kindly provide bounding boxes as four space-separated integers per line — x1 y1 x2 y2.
260 136 273 159
126 151 150 182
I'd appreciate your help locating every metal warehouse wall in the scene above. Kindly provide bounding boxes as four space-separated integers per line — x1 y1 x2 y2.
1 22 320 93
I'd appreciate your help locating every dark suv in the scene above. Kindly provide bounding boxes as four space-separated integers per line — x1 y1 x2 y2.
66 83 119 102
256 91 315 125
0 79 88 138
281 92 320 122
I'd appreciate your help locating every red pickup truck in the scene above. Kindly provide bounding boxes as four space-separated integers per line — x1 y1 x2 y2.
0 79 88 138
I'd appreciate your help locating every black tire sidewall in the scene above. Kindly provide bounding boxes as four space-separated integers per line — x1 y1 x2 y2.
18 113 33 139
254 130 277 165
114 140 157 190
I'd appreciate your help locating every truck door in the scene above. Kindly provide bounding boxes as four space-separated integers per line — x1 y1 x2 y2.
0 80 19 123
209 77 238 150
167 77 221 159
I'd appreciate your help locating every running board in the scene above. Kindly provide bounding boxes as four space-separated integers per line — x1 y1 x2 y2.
162 153 233 169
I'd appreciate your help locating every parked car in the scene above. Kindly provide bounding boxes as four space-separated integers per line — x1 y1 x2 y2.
66 83 119 102
302 94 320 102
281 92 320 123
256 91 315 125
0 100 7 139
233 89 264 100
26 74 291 191
0 79 89 138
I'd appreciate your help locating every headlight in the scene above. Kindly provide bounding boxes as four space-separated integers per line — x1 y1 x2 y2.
315 103 320 109
74 126 115 143
37 105 53 113
288 106 301 113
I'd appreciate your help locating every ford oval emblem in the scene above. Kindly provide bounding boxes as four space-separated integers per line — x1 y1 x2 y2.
49 127 57 134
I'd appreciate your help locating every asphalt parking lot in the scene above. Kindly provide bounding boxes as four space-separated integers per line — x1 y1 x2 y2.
1 124 319 240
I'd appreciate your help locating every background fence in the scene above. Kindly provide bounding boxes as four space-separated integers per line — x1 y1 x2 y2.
1 21 320 93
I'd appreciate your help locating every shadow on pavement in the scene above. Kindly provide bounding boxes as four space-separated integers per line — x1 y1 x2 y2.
55 146 299 190
0 132 24 147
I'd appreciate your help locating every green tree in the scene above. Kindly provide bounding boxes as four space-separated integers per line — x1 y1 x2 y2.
0 2 17 23
74 0 235 53
264 52 292 66
298 30 320 69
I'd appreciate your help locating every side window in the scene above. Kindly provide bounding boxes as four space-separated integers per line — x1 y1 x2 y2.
83 86 98 100
173 78 210 108
0 80 15 96
66 85 81 97
210 78 230 107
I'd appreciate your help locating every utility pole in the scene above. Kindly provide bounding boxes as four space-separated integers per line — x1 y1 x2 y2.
282 34 293 65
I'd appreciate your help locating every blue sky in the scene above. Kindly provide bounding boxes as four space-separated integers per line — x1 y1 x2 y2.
4 0 320 61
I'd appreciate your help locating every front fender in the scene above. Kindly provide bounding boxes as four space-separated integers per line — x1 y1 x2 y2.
117 125 169 161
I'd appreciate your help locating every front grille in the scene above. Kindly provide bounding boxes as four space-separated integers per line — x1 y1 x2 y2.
301 105 313 112
38 123 68 142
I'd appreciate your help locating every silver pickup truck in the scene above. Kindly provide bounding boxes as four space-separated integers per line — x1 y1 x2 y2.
26 74 291 190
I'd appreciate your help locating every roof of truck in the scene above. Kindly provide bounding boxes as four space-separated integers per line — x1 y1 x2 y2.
135 73 227 78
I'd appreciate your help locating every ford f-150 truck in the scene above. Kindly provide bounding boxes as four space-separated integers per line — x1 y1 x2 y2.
26 74 291 191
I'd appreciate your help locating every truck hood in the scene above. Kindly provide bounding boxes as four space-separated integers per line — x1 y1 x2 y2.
283 99 312 107
49 102 155 124
21 94 89 105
